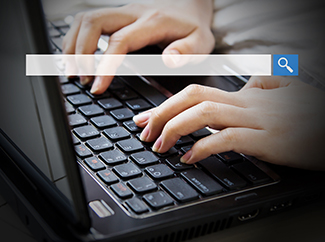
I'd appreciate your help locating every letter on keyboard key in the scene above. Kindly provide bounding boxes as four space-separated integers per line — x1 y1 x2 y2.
73 125 100 140
131 151 159 166
127 177 157 193
103 127 130 141
99 149 127 165
160 178 199 203
67 94 92 106
74 144 92 158
126 99 151 111
116 138 144 153
199 157 247 190
90 115 117 129
126 197 149 214
232 161 271 184
181 169 223 196
111 183 133 199
98 98 122 110
97 169 119 184
113 163 142 179
110 108 134 121
143 191 174 209
84 157 105 171
78 104 104 117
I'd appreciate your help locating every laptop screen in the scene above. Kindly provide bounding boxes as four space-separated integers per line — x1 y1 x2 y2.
0 0 90 230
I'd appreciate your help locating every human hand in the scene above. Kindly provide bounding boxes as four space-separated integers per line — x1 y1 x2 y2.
133 77 325 170
62 0 215 94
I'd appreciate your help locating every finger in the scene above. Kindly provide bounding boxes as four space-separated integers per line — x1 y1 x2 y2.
181 128 265 164
152 101 258 153
162 29 215 68
62 12 85 54
141 84 242 142
242 76 294 91
90 16 188 94
133 108 154 127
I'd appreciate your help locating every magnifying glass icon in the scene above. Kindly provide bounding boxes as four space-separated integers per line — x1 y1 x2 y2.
278 57 294 73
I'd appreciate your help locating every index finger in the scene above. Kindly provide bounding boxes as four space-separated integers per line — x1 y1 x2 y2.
142 84 242 142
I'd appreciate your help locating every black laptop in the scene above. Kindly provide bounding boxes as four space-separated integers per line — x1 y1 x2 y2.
1 0 325 241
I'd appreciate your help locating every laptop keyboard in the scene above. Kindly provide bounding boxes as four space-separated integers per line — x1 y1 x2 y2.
49 21 277 217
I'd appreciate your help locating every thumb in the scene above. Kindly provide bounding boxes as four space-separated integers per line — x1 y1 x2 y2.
162 30 214 68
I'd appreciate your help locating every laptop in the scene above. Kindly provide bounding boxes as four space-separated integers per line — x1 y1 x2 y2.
1 0 325 241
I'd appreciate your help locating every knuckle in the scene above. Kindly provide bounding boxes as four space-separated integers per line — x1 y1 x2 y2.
220 128 238 145
74 12 85 22
198 101 218 119
150 108 163 123
81 10 103 26
184 84 206 99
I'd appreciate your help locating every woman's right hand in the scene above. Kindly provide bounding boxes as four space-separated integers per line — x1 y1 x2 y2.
62 0 215 94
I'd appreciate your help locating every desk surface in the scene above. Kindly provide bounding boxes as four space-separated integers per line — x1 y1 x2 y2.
1 193 324 242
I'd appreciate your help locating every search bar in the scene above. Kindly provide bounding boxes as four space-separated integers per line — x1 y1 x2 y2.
26 54 272 76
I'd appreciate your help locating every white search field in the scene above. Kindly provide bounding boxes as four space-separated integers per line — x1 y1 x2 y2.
26 54 271 76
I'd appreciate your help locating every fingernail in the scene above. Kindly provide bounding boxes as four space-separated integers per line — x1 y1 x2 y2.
80 76 90 85
152 136 162 153
140 125 150 142
90 76 101 94
180 150 192 163
167 49 181 65
133 112 151 124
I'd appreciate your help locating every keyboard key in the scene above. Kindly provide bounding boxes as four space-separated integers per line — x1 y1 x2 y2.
126 197 149 214
111 183 133 199
190 128 211 140
84 157 105 171
110 108 134 121
145 164 174 180
112 88 137 100
73 125 100 140
165 156 194 171
131 151 159 166
126 99 151 111
99 149 127 165
61 83 80 95
108 77 126 90
74 144 92 158
90 115 117 129
65 101 75 114
160 178 199 203
180 145 192 154
123 120 142 133
78 104 104 117
116 138 144 153
97 169 119 184
67 94 92 106
71 134 80 144
175 136 194 148
85 90 110 100
86 136 113 152
113 163 142 179
181 169 223 196
155 147 178 158
199 156 247 190
98 98 123 110
232 161 271 185
103 127 130 141
68 114 87 127
217 151 243 165
127 177 157 193
74 79 91 90
143 191 174 209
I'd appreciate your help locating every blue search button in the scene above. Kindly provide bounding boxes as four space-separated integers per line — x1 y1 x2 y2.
273 54 298 76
